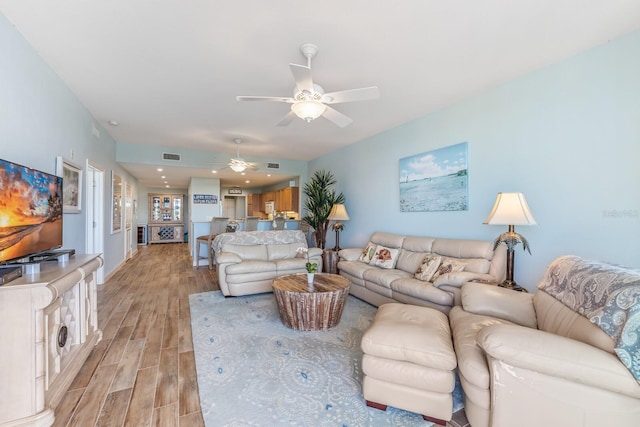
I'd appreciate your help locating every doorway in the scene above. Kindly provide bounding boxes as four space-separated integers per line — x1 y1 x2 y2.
85 161 105 284
223 196 246 219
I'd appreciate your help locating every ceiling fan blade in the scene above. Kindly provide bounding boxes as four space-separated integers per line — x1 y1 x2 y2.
236 95 293 103
322 106 353 128
322 86 380 104
290 63 313 93
276 111 297 127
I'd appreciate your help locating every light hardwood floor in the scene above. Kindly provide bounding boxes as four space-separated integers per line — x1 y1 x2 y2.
53 243 218 427
53 242 469 427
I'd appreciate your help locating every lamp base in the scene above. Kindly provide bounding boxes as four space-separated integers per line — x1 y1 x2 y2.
497 280 527 292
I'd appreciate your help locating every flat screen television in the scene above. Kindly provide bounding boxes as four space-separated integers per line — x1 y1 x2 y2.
0 158 63 264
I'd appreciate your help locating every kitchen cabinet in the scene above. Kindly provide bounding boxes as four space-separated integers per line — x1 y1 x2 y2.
247 193 262 216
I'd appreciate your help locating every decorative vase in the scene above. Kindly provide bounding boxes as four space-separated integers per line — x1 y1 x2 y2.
307 273 315 285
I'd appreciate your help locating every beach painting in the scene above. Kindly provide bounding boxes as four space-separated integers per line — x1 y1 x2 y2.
400 142 468 212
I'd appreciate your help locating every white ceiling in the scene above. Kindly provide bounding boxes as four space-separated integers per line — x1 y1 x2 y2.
2 1 640 188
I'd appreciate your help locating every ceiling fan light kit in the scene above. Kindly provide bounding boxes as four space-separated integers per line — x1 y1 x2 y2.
291 100 327 122
224 138 256 173
236 43 379 127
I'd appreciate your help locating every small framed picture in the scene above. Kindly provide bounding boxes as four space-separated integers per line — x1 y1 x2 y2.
56 156 83 213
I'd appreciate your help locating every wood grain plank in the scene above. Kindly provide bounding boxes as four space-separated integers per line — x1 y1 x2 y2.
51 388 83 427
178 317 193 353
110 338 145 392
162 315 179 349
68 338 110 390
178 351 200 416
95 388 132 427
101 325 134 366
123 366 157 427
140 326 164 369
67 364 118 426
152 403 178 427
154 347 179 408
178 410 205 427
101 309 127 341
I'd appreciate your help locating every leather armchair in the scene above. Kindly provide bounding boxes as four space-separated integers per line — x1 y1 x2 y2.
449 257 640 427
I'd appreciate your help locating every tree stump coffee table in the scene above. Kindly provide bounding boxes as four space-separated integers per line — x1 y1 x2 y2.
272 273 351 331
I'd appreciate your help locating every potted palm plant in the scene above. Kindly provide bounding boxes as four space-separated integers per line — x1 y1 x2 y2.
302 170 345 249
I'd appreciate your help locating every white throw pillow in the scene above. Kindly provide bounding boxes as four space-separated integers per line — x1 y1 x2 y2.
370 245 400 269
414 254 442 282
358 241 377 264
432 258 467 281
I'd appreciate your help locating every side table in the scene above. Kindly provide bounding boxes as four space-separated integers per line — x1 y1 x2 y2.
322 249 339 274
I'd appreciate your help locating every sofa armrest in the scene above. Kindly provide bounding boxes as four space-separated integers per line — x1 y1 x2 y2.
307 247 323 258
478 324 640 398
461 282 537 328
215 252 242 264
338 248 362 262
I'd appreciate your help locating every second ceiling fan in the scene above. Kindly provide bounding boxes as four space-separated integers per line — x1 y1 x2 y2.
236 43 379 128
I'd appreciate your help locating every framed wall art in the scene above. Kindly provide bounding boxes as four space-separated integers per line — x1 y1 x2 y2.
399 142 468 212
111 171 123 233
56 156 83 213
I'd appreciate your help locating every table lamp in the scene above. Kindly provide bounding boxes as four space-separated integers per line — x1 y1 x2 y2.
483 192 537 289
328 204 350 251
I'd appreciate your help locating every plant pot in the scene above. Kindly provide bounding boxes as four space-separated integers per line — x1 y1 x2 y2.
307 273 315 285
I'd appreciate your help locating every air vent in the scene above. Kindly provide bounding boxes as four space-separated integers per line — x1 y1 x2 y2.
266 162 280 169
162 152 181 161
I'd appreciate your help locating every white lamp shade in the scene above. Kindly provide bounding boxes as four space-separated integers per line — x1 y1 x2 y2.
328 204 350 221
483 192 537 226
291 101 327 122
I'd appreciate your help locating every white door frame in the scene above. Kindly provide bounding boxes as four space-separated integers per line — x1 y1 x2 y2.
86 160 105 284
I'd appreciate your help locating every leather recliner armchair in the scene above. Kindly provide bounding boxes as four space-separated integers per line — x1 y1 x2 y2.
449 256 640 427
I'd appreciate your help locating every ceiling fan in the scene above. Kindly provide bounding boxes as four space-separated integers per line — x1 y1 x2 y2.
236 43 380 128
219 139 258 173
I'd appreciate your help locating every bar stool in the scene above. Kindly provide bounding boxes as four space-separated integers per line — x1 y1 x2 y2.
196 217 228 269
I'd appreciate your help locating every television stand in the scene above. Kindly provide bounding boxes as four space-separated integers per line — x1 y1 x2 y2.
0 254 103 426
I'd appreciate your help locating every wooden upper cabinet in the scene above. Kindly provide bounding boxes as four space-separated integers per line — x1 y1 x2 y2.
250 187 299 213
276 187 299 211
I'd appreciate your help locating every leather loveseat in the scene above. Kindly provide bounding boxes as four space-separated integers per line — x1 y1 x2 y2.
449 255 640 427
213 230 323 297
338 232 507 313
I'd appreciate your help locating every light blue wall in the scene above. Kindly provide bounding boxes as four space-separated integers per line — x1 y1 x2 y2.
0 13 138 276
311 31 640 290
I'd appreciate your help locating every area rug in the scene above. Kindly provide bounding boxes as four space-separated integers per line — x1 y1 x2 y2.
189 291 464 426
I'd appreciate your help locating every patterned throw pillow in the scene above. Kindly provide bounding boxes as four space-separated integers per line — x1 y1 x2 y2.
414 254 442 282
370 245 400 269
358 241 377 264
432 258 467 281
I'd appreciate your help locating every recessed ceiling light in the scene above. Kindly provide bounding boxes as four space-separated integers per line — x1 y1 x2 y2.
161 175 166 179
108 120 119 126
164 181 168 184
165 185 170 188
157 168 163 172
211 170 217 174
245 180 250 183
241 172 246 176
267 174 271 177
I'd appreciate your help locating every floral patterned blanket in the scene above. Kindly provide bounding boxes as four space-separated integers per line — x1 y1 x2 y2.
538 255 640 383
211 230 307 254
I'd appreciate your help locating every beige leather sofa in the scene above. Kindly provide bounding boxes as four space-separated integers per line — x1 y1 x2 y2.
214 230 323 297
338 232 507 313
449 256 640 427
